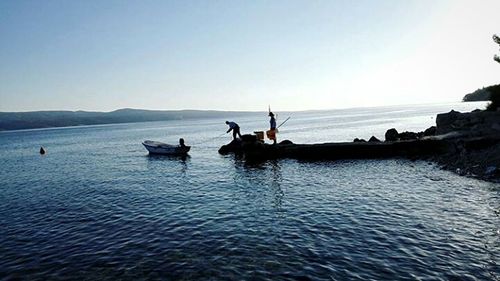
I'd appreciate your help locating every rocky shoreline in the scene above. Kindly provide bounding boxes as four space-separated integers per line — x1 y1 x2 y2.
430 109 500 182
381 109 500 181
219 109 500 182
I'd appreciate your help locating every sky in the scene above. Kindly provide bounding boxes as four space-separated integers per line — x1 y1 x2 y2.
1 0 499 112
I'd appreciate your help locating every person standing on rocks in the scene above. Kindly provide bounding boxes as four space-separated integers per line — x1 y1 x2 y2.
225 121 242 140
267 112 277 144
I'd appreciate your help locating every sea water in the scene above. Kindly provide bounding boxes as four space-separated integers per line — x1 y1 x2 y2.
0 102 498 280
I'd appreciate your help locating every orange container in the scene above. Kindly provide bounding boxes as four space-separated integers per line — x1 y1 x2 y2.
266 129 276 140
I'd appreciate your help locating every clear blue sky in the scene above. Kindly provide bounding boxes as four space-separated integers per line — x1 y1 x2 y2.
1 0 499 112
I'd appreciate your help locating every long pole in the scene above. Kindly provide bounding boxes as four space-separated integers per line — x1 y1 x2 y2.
277 117 290 129
189 132 228 145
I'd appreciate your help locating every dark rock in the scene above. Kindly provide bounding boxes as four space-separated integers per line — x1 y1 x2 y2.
353 138 366 142
368 136 381 142
435 110 500 135
218 139 243 154
385 128 399 142
398 131 419 141
436 110 462 134
423 126 437 136
279 140 294 145
241 134 257 142
485 166 497 175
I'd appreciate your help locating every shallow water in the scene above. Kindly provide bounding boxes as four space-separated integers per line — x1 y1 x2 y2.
0 102 499 280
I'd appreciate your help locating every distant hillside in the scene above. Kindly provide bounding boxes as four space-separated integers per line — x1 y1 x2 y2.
0 108 257 131
463 84 500 102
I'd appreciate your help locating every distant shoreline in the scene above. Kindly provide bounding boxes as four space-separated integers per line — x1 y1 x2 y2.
0 102 487 132
0 109 262 132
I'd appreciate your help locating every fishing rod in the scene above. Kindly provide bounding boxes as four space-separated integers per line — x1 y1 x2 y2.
189 132 228 145
277 117 291 129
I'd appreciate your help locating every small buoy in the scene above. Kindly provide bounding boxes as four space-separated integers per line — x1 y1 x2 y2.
40 147 45 155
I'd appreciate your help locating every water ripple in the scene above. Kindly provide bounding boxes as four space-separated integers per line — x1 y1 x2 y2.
1 110 499 280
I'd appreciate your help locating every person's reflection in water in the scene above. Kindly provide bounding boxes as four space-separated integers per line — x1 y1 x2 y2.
178 155 189 175
232 157 285 213
268 160 284 212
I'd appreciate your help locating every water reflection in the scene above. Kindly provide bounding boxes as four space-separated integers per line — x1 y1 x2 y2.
231 156 285 212
145 153 190 174
146 153 191 162
2 103 499 280
268 160 284 213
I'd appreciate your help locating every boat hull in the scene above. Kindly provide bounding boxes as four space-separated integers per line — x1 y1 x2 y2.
142 140 190 155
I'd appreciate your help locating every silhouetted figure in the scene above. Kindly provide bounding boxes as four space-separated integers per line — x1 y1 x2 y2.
225 121 242 140
179 138 186 147
267 112 277 144
40 147 45 155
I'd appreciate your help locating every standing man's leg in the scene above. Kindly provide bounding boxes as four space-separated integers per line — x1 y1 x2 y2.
272 129 277 144
236 127 242 138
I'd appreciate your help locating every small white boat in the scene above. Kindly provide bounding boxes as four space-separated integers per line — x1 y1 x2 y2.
142 140 190 155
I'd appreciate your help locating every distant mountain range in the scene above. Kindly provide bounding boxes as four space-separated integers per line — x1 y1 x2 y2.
0 108 258 131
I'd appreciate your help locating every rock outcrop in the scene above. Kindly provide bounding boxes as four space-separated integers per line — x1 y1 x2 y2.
385 128 399 142
382 127 436 142
436 109 500 135
429 109 500 181
219 109 500 182
423 126 436 137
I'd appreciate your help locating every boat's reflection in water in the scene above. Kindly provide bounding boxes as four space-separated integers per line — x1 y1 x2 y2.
146 153 191 162
145 153 190 174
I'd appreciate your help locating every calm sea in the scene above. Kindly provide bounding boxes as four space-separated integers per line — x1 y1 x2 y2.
0 102 498 280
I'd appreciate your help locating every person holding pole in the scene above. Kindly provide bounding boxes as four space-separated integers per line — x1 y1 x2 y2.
267 112 277 144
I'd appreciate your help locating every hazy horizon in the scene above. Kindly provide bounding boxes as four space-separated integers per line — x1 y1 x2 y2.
1 0 499 112
1 100 487 114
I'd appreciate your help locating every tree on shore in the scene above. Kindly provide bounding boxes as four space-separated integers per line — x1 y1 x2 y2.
487 34 500 111
494 34 500 64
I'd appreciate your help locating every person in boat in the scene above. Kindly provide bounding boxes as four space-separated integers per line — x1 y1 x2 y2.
225 121 242 140
179 138 186 148
267 112 277 144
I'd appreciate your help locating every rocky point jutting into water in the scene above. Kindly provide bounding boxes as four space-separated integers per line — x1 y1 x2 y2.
219 108 500 181
431 109 500 180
